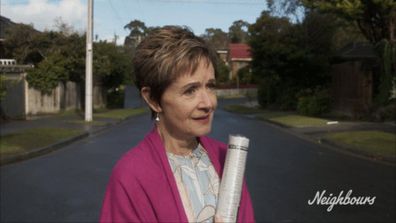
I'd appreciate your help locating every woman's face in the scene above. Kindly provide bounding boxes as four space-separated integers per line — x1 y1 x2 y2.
159 59 217 139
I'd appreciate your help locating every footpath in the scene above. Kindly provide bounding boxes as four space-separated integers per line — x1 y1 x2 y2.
279 119 395 165
220 98 396 166
0 109 146 166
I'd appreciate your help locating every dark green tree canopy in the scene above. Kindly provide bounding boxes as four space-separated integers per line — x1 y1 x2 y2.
249 10 337 109
201 28 229 49
302 0 396 44
228 20 250 43
124 19 148 47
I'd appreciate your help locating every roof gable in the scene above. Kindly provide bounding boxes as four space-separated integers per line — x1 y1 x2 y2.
229 43 251 60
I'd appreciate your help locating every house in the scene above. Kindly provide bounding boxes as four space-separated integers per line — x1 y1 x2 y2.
228 43 252 80
213 43 256 97
215 43 252 81
216 49 228 65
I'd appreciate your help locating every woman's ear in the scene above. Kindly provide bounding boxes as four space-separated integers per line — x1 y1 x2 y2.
141 87 162 113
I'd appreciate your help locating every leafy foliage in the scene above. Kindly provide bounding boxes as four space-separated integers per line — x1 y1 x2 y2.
302 0 396 44
228 20 250 43
124 19 148 49
106 88 125 109
201 28 229 49
3 20 132 95
297 88 332 116
0 75 7 100
26 52 68 94
3 23 42 64
375 39 396 105
216 60 230 83
94 42 133 90
250 10 336 109
237 66 253 84
303 0 396 106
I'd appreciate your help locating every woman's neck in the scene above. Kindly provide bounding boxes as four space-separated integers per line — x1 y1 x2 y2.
156 124 198 156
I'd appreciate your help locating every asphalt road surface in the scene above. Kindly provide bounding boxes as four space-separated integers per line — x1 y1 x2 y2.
1 106 395 222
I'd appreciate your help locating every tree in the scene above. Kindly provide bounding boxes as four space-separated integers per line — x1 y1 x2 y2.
303 0 396 105
216 60 230 83
124 19 147 48
53 17 75 37
266 0 306 22
228 20 250 43
201 28 229 49
3 23 42 64
0 75 7 101
26 51 68 94
249 10 337 109
93 41 133 108
94 41 133 90
302 0 396 43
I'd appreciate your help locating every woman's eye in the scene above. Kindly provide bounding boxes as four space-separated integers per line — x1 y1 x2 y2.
184 87 197 95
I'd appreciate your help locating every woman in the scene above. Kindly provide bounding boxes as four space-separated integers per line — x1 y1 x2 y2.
100 26 255 223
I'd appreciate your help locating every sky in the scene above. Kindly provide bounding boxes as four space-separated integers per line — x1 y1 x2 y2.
1 0 267 45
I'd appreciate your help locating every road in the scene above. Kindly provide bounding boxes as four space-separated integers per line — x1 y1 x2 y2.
1 105 395 222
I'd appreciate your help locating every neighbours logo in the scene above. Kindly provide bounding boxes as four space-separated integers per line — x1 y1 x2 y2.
308 189 376 212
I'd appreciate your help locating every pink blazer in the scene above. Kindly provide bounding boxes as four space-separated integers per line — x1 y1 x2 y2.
100 127 255 222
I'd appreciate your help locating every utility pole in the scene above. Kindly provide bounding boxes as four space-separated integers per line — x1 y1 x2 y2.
85 0 93 122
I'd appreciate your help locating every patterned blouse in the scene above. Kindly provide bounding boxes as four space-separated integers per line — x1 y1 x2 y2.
167 144 220 223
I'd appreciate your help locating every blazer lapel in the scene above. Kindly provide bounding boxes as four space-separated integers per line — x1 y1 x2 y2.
146 127 189 222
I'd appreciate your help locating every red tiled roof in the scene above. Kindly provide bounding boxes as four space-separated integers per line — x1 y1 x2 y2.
229 43 251 59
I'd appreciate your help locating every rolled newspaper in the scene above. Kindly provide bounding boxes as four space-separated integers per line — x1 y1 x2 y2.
216 134 249 222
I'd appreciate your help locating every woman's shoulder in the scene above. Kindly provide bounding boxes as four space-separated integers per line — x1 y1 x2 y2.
110 139 154 181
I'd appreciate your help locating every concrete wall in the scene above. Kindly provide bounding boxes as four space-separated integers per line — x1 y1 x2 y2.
63 81 82 111
1 72 105 118
1 73 26 118
26 83 61 115
93 84 106 109
25 82 105 115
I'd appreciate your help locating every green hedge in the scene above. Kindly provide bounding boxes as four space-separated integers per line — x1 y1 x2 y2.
297 88 331 116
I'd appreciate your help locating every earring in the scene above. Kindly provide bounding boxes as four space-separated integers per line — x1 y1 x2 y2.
155 113 160 122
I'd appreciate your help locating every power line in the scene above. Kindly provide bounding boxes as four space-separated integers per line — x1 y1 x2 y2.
153 0 266 5
107 0 124 23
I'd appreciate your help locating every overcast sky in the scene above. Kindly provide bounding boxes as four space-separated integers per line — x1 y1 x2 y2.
2 0 267 44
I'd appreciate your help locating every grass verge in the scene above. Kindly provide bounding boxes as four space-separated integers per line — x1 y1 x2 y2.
0 128 84 157
323 130 396 159
94 107 147 120
224 105 264 114
66 120 108 126
225 104 329 128
267 115 330 128
217 94 245 99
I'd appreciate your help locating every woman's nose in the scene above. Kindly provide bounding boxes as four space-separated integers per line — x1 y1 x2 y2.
198 90 214 109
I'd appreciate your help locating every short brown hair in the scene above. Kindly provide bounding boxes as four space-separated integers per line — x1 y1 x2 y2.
133 26 218 117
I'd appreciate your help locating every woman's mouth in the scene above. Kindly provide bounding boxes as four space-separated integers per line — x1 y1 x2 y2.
192 115 210 124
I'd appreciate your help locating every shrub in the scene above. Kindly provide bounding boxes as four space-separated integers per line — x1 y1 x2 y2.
257 79 278 108
107 87 125 109
237 66 252 84
0 75 7 101
278 87 298 110
216 61 230 84
372 100 396 121
297 88 331 116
